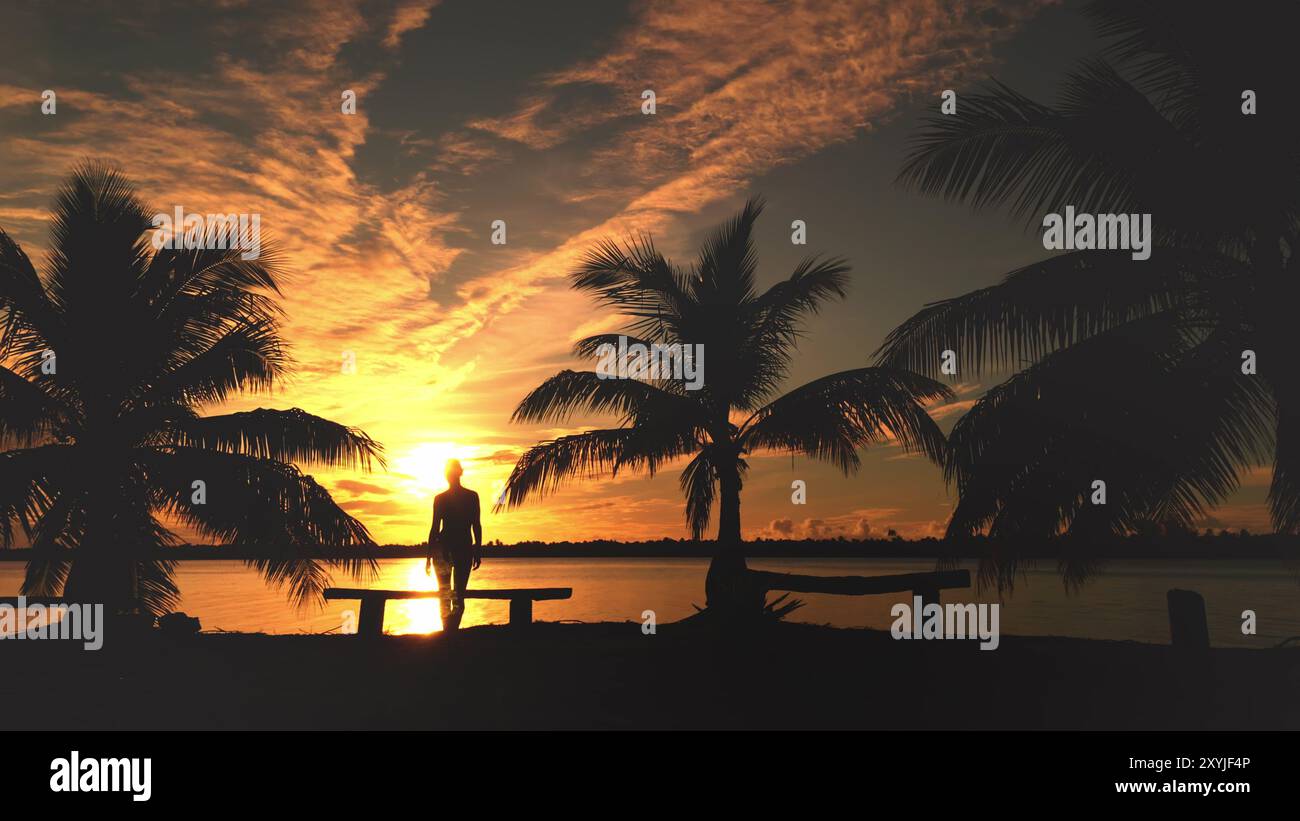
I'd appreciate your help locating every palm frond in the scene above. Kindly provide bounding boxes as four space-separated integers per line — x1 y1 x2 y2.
134 559 183 616
142 447 376 608
733 254 852 406
679 449 717 540
143 239 284 311
160 407 384 471
945 317 1273 545
43 161 154 317
510 369 700 427
743 367 953 470
138 243 287 388
0 365 67 447
873 249 1237 378
0 230 60 355
569 235 692 337
572 333 657 362
897 67 1195 233
692 196 764 303
0 446 70 549
498 426 696 511
1084 0 1288 126
19 483 88 600
747 255 852 344
20 549 72 600
135 318 286 408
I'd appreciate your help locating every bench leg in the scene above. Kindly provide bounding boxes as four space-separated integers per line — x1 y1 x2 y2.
508 598 533 627
358 597 386 637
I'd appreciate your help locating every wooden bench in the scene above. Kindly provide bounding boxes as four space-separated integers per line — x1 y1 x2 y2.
323 587 572 637
737 568 971 619
750 568 971 603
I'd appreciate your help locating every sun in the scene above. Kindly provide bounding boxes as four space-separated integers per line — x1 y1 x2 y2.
392 441 469 497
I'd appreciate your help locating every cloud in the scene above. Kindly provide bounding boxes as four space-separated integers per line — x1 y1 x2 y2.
478 449 523 465
474 0 1051 218
333 479 391 496
755 509 939 540
768 518 796 536
384 0 439 49
338 499 410 516
0 0 1053 544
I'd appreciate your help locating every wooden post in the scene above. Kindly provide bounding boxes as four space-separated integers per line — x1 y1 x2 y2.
508 597 532 627
358 595 386 638
1167 589 1209 650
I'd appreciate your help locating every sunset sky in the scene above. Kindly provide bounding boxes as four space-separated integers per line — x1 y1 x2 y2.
0 0 1272 544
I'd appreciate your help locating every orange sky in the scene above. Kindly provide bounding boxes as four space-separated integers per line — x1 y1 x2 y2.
0 0 1274 544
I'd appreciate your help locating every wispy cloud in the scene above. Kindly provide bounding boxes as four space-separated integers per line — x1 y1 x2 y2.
0 0 1052 542
385 0 440 48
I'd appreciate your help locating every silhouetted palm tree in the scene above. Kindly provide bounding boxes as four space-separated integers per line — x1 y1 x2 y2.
876 1 1299 589
499 198 951 613
0 163 382 615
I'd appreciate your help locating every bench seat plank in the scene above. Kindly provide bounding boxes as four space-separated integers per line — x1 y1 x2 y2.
324 588 571 601
751 569 969 596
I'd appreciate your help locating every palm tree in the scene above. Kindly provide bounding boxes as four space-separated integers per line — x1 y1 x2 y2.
874 0 1298 589
0 163 382 616
498 198 952 614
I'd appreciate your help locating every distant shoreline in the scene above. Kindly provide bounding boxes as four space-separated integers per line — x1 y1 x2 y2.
1 534 1296 561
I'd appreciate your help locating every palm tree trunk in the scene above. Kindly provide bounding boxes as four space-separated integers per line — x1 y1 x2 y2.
63 551 137 613
704 458 764 617
62 497 140 614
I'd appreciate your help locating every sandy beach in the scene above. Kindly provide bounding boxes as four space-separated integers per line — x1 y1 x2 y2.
6 622 1298 731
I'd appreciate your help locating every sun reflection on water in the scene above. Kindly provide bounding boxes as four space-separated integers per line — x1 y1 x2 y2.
385 559 443 634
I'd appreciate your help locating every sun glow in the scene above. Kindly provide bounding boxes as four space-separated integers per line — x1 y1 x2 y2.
387 560 443 634
391 441 469 497
381 441 471 634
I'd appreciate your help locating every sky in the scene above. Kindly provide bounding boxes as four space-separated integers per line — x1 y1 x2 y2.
0 0 1272 544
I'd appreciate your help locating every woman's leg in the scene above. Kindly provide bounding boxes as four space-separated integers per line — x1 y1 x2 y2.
445 556 471 630
432 553 454 628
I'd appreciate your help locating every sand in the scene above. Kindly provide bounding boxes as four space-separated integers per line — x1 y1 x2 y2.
4 621 1298 730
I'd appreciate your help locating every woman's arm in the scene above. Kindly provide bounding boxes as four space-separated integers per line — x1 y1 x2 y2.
426 496 442 574
471 491 483 569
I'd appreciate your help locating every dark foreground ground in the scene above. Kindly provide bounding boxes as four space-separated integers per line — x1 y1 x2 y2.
4 622 1298 730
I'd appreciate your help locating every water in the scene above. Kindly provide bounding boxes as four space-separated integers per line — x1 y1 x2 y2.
2 558 1297 647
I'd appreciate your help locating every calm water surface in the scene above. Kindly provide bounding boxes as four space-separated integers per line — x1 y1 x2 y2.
3 558 1297 647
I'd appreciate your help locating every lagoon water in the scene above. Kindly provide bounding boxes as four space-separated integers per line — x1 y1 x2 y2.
2 558 1297 647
